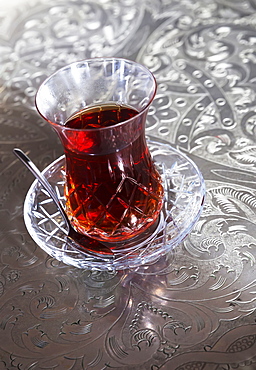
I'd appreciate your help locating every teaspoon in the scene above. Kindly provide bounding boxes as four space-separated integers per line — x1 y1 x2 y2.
13 148 114 258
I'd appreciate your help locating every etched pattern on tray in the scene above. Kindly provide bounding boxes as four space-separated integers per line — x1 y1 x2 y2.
2 0 256 368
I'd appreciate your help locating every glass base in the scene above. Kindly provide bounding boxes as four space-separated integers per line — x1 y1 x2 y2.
24 137 205 270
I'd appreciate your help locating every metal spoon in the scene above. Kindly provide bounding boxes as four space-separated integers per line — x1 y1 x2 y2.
13 148 114 258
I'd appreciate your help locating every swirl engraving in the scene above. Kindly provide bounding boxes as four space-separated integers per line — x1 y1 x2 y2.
1 0 256 368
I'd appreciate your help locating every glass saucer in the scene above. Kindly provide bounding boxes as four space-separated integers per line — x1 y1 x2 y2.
24 138 205 270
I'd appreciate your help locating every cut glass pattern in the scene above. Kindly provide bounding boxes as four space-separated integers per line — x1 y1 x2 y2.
24 138 205 270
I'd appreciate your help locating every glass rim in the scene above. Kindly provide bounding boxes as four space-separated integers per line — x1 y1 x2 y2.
35 57 157 132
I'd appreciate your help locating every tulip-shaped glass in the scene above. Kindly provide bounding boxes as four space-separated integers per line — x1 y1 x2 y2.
35 58 164 244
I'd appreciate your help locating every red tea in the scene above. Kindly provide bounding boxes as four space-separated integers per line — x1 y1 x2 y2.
63 104 164 242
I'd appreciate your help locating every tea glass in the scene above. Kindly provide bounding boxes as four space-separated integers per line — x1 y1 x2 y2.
35 58 164 244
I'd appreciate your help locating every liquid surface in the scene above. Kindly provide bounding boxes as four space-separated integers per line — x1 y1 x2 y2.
65 104 138 129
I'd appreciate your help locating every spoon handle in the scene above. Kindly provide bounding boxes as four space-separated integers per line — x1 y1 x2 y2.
13 148 69 226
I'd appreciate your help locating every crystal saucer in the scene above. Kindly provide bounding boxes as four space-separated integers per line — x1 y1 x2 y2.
24 138 205 270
